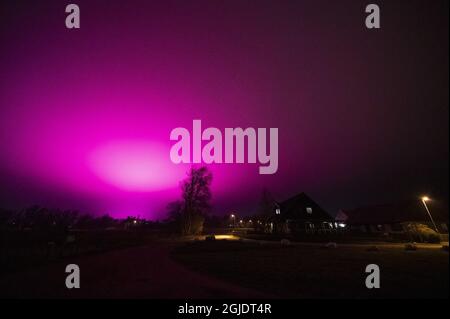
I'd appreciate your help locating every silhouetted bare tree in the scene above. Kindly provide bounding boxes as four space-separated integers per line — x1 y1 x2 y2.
170 167 212 235
258 188 275 217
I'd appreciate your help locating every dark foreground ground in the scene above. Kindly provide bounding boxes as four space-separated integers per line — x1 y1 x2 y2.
0 242 268 298
0 240 447 298
172 240 449 298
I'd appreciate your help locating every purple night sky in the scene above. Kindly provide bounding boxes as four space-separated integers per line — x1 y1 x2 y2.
0 0 448 219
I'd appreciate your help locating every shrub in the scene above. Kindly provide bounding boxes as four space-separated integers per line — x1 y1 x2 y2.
405 223 441 243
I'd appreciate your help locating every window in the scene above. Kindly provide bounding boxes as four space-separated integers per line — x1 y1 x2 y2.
306 207 313 214
275 208 281 215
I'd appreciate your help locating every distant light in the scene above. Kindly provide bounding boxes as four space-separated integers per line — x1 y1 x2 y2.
239 219 243 223
275 208 281 215
249 220 252 223
133 220 137 224
230 214 235 218
338 223 346 228
422 196 430 202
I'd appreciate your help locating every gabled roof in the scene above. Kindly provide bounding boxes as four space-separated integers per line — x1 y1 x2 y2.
276 192 333 221
337 200 449 225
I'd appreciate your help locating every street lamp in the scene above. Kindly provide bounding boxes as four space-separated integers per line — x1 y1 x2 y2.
421 196 439 233
230 214 236 227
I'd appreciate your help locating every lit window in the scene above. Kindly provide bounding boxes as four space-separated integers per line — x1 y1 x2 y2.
275 208 281 215
306 207 313 214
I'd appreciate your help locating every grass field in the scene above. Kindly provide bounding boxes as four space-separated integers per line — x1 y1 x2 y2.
172 240 449 298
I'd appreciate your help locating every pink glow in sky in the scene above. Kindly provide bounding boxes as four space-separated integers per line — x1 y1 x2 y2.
88 140 182 192
0 1 448 218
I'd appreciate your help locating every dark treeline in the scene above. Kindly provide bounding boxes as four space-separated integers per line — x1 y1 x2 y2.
0 206 165 274
0 205 161 232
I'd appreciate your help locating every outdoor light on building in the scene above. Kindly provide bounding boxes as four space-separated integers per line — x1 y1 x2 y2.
421 196 439 232
214 235 236 240
338 223 346 228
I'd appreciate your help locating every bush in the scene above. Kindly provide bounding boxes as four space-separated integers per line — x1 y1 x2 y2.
405 223 441 243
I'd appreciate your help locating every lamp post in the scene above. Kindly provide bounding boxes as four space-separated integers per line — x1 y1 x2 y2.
421 196 439 233
230 214 235 228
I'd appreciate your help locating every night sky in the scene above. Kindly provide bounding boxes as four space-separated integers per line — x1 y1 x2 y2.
0 0 448 219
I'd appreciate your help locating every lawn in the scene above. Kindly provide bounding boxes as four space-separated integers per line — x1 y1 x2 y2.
172 240 449 298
